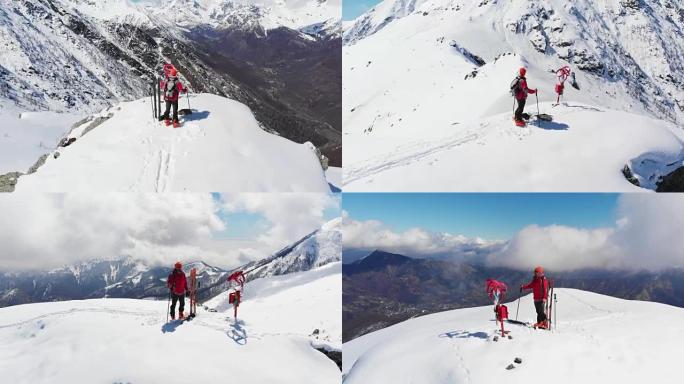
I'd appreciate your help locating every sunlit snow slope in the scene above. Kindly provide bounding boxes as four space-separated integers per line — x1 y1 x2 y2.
13 93 330 192
342 0 684 191
343 289 684 383
0 262 341 384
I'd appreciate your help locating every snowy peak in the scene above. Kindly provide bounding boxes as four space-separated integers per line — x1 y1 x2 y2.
11 93 330 192
343 288 684 383
58 0 341 31
242 218 342 279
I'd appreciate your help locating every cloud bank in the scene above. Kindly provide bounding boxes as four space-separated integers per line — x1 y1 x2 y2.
0 193 339 271
342 211 504 261
343 194 684 271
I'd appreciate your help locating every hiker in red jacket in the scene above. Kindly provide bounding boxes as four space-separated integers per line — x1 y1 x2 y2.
159 67 186 128
512 67 537 127
167 261 189 320
520 265 549 328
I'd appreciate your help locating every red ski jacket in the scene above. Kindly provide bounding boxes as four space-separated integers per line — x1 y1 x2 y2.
161 77 185 102
515 77 537 100
522 276 549 301
167 269 188 295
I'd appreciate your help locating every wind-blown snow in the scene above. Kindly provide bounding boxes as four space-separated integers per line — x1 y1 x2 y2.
0 262 341 384
342 0 684 191
13 93 330 192
343 289 684 383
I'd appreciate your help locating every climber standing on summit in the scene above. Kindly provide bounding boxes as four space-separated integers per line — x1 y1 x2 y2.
167 262 189 320
520 266 550 329
160 66 187 128
511 67 537 127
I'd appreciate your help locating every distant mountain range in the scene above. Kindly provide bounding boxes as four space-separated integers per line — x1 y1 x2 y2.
0 218 341 307
343 249 684 341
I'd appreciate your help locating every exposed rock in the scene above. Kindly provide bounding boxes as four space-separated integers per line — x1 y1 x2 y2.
656 165 684 192
0 172 23 192
27 153 49 174
622 164 640 187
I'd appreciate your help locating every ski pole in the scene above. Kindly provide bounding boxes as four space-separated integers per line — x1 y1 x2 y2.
186 91 191 111
166 290 171 323
536 93 541 127
515 295 521 321
554 293 557 330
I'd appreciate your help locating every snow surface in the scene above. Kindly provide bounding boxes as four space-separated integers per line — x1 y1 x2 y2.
59 0 341 32
13 93 330 192
0 262 341 384
0 107 84 174
342 0 684 191
326 166 342 191
343 288 684 383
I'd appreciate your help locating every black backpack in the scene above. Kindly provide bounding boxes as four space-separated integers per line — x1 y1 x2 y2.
510 76 522 97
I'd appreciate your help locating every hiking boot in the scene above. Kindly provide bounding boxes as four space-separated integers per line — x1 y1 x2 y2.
179 311 185 320
515 120 526 127
164 119 171 126
170 313 175 320
173 121 181 128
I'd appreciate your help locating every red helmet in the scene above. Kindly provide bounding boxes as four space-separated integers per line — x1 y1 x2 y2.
534 265 544 274
169 68 177 77
174 261 182 269
519 67 527 76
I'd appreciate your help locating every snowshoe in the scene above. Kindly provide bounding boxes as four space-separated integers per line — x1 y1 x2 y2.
173 121 181 128
179 312 185 320
515 120 526 127
164 119 171 127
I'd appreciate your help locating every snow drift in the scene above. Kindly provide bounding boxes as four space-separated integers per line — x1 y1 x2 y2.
342 0 684 191
343 288 684 383
0 262 341 384
12 93 330 192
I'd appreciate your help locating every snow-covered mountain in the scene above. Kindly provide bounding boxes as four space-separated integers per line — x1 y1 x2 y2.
6 93 331 192
342 0 684 191
0 257 231 307
0 0 342 169
238 216 342 280
0 218 341 306
0 262 341 384
343 288 684 383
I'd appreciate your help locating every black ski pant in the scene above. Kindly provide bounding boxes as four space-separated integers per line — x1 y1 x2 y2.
514 98 526 121
161 100 179 122
170 293 185 317
534 300 547 323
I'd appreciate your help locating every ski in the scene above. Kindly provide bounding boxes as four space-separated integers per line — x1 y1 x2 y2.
189 267 198 319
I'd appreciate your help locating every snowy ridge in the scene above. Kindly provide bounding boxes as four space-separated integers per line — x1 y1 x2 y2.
11 93 330 192
342 0 684 191
343 288 684 383
0 263 341 384
242 217 342 280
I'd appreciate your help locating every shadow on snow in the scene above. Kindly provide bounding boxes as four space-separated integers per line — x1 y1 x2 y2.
438 330 489 340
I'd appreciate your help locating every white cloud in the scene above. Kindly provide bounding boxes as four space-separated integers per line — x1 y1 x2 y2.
0 193 339 271
486 225 621 270
343 194 684 271
222 193 340 250
342 211 503 259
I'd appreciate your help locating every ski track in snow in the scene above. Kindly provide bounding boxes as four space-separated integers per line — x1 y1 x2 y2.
344 129 483 185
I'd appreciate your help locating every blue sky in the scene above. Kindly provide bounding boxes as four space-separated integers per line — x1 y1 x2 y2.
343 193 619 239
211 193 340 240
344 0 382 20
